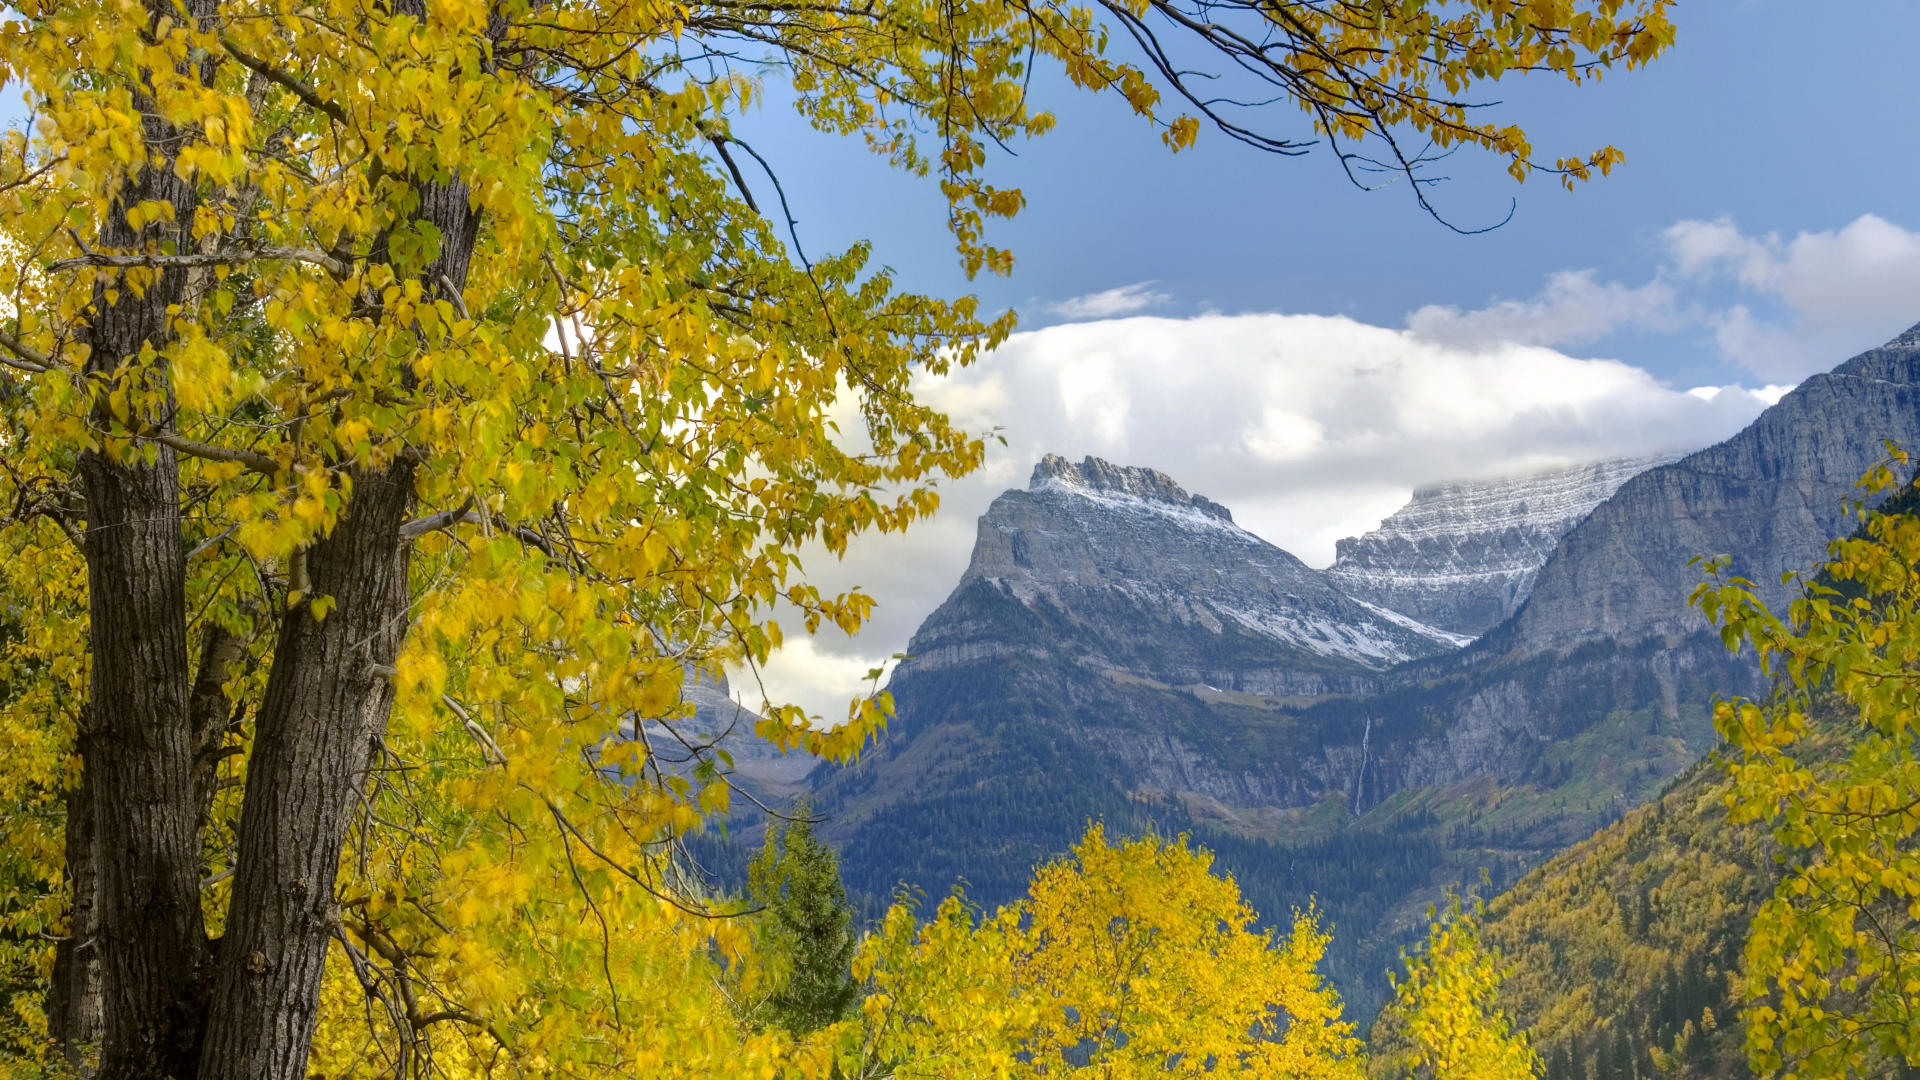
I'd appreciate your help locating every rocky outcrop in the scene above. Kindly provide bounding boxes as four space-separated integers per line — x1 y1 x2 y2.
1327 455 1681 636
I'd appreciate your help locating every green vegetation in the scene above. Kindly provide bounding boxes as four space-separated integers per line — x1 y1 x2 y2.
1468 756 1768 1080
742 804 861 1036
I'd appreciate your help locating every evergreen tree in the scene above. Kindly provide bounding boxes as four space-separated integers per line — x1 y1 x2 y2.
746 803 860 1035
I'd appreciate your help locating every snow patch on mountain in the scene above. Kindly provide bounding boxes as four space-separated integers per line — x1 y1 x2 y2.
1326 453 1685 636
938 455 1467 682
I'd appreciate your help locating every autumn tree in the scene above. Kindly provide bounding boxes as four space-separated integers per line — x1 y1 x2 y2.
1370 892 1540 1080
842 823 1363 1078
742 803 861 1036
0 0 1674 1077
1694 457 1920 1079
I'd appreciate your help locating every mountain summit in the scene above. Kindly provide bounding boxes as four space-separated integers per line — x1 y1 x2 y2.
926 454 1464 694
1028 453 1236 522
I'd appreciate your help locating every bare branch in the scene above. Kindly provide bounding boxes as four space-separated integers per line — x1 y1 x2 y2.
147 431 280 475
0 327 54 373
50 247 350 277
218 35 350 124
399 495 477 540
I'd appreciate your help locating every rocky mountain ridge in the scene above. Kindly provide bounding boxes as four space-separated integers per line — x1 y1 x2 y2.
1327 454 1682 636
919 453 1465 695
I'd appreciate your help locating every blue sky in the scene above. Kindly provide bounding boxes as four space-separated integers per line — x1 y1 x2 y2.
730 0 1920 389
726 1 1920 716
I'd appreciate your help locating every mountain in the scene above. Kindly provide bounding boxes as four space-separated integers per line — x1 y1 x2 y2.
914 453 1466 698
1327 455 1681 637
798 322 1920 1012
1505 328 1920 652
802 454 1472 918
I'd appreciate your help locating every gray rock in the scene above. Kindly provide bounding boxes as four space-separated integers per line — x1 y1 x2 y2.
1504 336 1920 653
1327 455 1682 636
914 454 1465 697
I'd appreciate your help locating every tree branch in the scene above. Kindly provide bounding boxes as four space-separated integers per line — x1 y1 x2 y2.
398 496 476 540
0 327 54 373
218 35 349 124
50 247 350 277
147 432 280 475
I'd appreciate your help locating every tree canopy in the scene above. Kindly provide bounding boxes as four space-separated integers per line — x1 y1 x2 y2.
843 824 1364 1079
1694 457 1920 1080
0 0 1673 1076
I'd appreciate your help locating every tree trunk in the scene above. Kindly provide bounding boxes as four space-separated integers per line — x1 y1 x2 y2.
50 743 102 1069
67 1 224 1074
77 97 215 1078
194 458 416 1080
189 626 248 842
81 430 209 1080
196 159 480 1079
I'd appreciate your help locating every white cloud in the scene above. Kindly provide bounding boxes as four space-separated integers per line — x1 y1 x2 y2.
1665 214 1920 380
748 312 1785 720
1406 269 1678 350
1687 381 1795 406
1404 214 1920 381
1045 281 1172 319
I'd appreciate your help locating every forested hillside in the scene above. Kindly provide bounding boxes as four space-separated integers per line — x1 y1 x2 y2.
1463 756 1768 1080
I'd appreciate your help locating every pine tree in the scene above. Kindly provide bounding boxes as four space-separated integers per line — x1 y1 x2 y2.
746 804 860 1035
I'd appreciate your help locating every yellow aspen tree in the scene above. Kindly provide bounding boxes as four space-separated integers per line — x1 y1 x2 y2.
1374 893 1541 1080
0 1 1673 1077
847 824 1364 1078
1693 456 1920 1080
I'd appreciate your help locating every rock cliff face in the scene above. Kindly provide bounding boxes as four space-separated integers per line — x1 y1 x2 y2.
915 454 1465 696
1327 455 1680 636
1502 332 1920 654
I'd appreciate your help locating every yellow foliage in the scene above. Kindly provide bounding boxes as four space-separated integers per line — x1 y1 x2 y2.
841 824 1364 1078
0 0 1669 1072
1374 894 1539 1080
1693 461 1920 1078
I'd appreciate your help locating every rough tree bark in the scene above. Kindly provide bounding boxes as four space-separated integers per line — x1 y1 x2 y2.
194 159 481 1080
75 3 221 1075
49 744 102 1070
192 457 417 1080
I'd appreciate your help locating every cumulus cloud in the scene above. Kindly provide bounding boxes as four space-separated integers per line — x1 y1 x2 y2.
1400 214 1920 382
1406 269 1678 350
747 312 1785 720
1666 214 1920 380
1046 281 1172 319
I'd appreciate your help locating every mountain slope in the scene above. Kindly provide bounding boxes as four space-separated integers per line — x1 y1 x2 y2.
1369 755 1770 1080
1327 455 1680 636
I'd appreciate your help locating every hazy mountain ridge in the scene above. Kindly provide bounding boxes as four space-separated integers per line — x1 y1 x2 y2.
1328 454 1683 636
